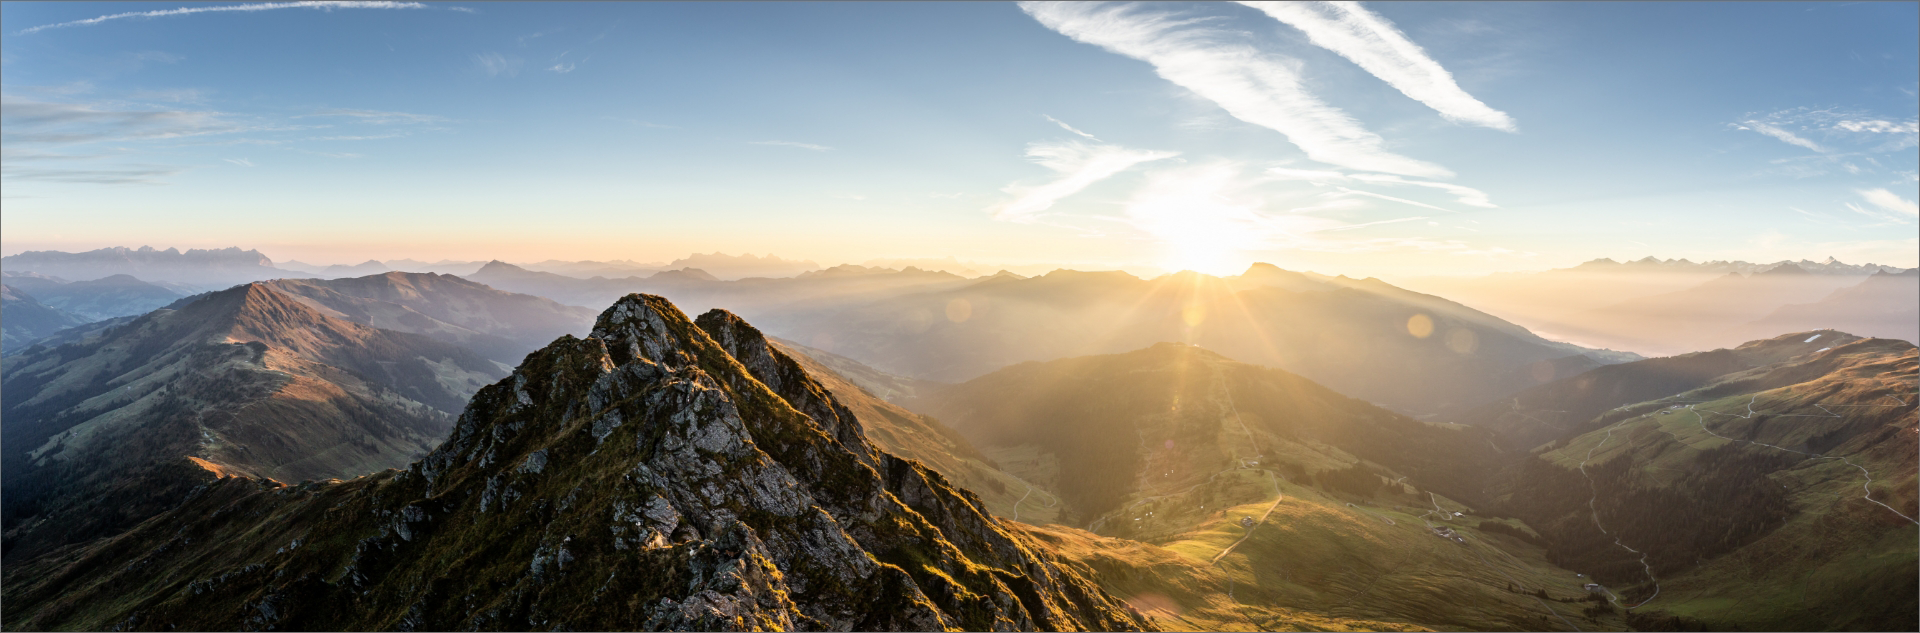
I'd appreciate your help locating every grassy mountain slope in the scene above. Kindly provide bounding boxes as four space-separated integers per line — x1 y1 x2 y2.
1452 330 1863 452
1493 337 1918 630
912 343 1617 630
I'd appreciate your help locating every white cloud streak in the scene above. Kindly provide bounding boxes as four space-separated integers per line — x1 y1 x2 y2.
1860 188 1918 217
1740 120 1827 153
18 1 442 35
1267 166 1494 207
1020 1 1450 178
1319 215 1428 232
748 141 833 151
990 140 1177 222
1836 120 1919 135
1043 114 1102 141
1337 187 1451 212
1236 1 1515 131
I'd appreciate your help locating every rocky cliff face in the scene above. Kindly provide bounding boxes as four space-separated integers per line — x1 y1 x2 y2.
1 294 1149 632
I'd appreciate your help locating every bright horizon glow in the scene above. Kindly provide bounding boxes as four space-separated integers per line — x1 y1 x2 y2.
2 2 1915 278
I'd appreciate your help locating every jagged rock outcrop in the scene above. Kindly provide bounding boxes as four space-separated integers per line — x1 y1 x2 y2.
1 294 1149 632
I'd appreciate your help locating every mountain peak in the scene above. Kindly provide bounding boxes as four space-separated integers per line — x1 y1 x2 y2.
6 292 1148 630
475 259 529 274
1759 262 1811 276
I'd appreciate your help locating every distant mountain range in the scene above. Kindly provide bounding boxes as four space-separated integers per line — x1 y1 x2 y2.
1566 256 1907 276
1 246 298 289
1400 257 1916 356
467 260 1639 416
1736 269 1919 344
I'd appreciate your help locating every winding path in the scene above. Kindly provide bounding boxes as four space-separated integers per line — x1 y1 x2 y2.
1575 416 1662 610
1683 399 1920 526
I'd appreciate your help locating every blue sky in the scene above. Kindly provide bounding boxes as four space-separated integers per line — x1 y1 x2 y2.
2 1 1915 276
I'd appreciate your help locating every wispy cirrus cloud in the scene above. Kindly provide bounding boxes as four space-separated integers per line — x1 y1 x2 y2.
517 27 564 46
473 53 524 78
1336 187 1450 212
1266 167 1495 208
989 140 1178 222
0 96 240 145
1043 114 1101 141
1836 120 1919 135
1734 108 1919 154
1020 1 1450 178
1236 1 1516 131
748 140 833 151
1 164 184 185
15 1 451 36
223 158 255 167
1319 214 1429 232
1859 188 1918 217
1738 120 1828 153
309 108 443 125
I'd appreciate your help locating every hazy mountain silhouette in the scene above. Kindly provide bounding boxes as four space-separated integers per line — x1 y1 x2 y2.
0 246 300 289
1399 257 1910 357
668 252 821 279
1735 269 1919 345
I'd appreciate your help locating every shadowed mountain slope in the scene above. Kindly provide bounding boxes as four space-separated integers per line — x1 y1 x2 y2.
0 285 87 354
0 273 185 322
0 284 505 561
0 294 1149 632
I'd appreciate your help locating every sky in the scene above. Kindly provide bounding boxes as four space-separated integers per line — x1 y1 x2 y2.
2 1 1916 278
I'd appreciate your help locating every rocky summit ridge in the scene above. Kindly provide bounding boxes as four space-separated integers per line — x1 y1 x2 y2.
1 294 1148 632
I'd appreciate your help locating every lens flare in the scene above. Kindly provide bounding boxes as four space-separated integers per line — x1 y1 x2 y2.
1406 314 1434 339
